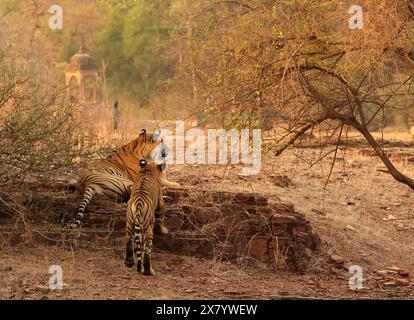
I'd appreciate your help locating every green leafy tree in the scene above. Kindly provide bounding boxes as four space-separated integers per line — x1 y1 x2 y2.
0 0 20 17
191 0 414 190
96 0 176 106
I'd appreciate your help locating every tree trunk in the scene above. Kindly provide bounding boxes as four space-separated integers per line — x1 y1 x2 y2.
347 118 414 190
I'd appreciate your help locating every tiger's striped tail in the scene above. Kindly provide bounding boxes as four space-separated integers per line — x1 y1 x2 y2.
134 223 143 273
73 186 96 227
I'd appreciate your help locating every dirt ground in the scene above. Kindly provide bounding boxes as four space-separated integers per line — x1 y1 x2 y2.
1 131 414 300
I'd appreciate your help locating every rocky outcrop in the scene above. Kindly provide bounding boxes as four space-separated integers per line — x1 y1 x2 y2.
1 184 322 271
157 188 322 271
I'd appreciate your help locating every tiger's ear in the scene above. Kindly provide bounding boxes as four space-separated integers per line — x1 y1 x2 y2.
139 129 147 136
151 129 161 142
139 159 147 168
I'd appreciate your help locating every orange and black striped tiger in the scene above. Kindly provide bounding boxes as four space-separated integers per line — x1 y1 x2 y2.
70 129 179 231
125 159 164 275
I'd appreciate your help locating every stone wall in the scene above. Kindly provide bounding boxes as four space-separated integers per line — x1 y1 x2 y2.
1 184 323 271
158 188 322 271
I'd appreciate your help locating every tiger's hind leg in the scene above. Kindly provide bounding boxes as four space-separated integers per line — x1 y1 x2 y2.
153 195 168 235
124 234 135 268
125 201 136 268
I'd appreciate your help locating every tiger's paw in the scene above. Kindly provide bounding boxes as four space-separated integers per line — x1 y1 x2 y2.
124 258 134 268
136 261 143 274
163 181 181 189
154 223 169 235
143 268 155 276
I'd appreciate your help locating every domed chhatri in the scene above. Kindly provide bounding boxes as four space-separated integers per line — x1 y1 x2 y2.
65 47 99 104
67 46 98 72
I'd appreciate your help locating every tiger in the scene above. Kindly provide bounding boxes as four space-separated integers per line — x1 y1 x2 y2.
68 129 179 232
124 159 165 275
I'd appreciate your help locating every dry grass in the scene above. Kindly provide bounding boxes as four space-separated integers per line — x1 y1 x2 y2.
1 126 414 299
166 132 414 274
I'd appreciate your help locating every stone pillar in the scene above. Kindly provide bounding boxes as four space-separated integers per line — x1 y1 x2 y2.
93 75 97 104
79 76 85 104
65 74 70 101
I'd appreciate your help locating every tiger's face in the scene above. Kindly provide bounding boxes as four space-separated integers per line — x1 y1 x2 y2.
138 159 165 178
135 129 169 165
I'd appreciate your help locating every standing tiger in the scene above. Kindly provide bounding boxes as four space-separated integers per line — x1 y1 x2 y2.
69 128 179 232
125 159 164 275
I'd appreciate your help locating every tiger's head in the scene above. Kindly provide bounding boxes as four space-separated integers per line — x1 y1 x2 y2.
131 129 170 164
138 159 166 178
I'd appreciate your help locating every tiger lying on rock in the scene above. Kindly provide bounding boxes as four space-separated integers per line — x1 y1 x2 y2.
67 128 179 234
